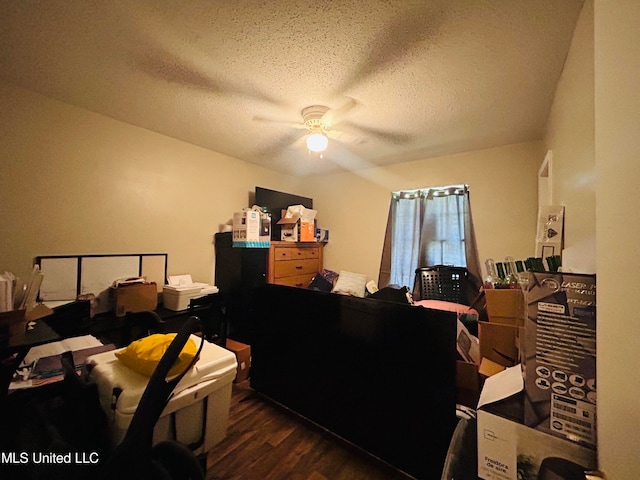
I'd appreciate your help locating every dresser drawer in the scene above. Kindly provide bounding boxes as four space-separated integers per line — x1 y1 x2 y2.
300 247 320 260
274 273 316 288
273 246 320 261
274 259 319 278
273 247 293 261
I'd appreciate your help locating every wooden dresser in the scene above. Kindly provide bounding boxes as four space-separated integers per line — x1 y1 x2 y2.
267 241 324 288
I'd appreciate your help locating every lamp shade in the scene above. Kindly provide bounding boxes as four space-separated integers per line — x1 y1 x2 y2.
306 132 328 152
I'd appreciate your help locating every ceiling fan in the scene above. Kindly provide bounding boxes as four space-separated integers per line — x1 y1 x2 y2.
254 98 365 158
255 98 413 160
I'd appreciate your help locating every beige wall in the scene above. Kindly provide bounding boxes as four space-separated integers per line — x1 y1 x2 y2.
544 1 640 477
1 79 542 291
594 1 640 478
0 81 301 284
308 141 544 283
545 0 596 263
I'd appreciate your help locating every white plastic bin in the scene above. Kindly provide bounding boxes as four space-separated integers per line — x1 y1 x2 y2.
87 335 237 455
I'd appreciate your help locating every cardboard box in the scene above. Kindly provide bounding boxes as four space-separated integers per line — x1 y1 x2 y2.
232 210 270 248
456 360 481 407
299 220 315 241
315 228 329 243
477 366 597 480
225 338 251 383
111 282 158 317
484 289 525 326
524 272 597 446
456 360 480 391
277 215 300 242
277 205 317 242
478 409 597 480
478 321 520 376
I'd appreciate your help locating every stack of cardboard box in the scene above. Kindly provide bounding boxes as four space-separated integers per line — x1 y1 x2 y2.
476 273 598 480
479 289 525 376
277 205 317 242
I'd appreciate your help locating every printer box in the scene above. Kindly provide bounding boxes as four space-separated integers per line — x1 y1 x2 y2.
299 219 315 241
524 273 596 446
478 409 597 480
111 282 158 317
232 210 270 248
477 366 597 480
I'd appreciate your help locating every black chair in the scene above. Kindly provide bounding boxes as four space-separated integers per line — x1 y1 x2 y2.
123 310 165 344
412 265 471 305
188 294 227 346
98 316 206 480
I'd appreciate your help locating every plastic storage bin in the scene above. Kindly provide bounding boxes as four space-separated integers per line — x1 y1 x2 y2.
86 335 237 455
413 265 469 304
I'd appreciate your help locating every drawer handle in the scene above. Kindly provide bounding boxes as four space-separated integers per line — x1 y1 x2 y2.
295 265 303 269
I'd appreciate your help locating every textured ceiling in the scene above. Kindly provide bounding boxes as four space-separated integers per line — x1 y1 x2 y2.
0 0 584 177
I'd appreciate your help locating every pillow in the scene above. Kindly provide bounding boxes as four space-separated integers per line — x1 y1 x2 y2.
318 268 340 284
368 285 414 304
414 299 479 317
115 333 198 377
308 273 334 292
332 270 368 298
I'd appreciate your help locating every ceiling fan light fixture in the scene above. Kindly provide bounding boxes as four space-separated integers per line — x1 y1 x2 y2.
306 132 328 153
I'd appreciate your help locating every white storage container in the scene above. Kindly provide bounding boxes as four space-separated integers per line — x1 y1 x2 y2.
87 335 237 455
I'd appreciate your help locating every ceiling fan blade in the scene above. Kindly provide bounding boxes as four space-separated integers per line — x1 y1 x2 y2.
136 44 221 92
255 131 306 159
291 135 308 149
339 122 413 145
321 97 359 127
335 5 439 94
135 43 281 105
326 128 362 145
253 115 307 129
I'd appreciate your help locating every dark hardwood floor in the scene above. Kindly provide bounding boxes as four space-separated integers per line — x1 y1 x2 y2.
205 380 417 480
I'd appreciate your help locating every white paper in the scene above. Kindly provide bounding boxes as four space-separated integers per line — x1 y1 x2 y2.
477 364 524 409
168 274 195 286
23 335 103 365
285 205 317 221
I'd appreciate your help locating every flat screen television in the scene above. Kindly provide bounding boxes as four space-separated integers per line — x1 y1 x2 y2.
255 186 313 240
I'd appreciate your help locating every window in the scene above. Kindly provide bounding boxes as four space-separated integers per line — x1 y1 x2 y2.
379 185 481 290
